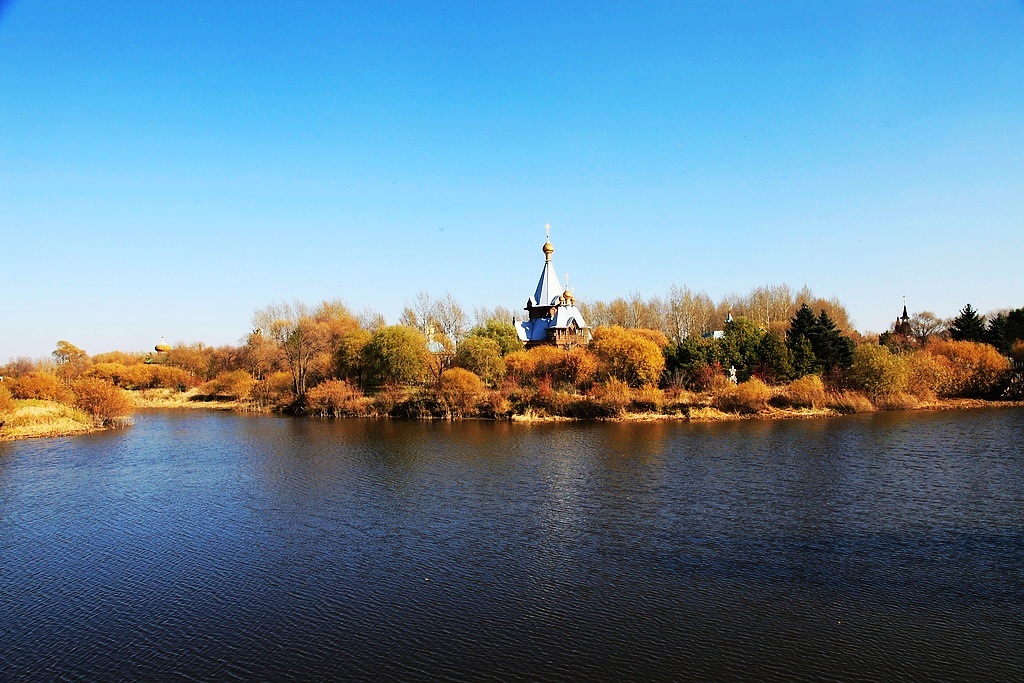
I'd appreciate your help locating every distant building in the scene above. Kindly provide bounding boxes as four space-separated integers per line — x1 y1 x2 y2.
703 310 733 340
894 303 911 337
515 226 592 349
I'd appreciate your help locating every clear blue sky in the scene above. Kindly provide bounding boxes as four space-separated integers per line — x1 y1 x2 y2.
2 1 1022 360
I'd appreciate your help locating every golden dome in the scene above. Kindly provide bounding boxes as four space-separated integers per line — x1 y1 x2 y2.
155 336 171 353
542 240 555 260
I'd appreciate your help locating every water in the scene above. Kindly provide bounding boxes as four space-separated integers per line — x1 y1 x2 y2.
1 409 1022 681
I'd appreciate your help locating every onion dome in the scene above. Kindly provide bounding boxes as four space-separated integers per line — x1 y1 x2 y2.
154 336 171 353
542 240 555 261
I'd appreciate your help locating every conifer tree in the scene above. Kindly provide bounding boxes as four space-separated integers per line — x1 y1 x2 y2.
948 304 987 342
786 304 821 376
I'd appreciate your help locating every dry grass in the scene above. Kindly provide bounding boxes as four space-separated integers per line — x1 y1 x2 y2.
0 400 97 441
131 388 244 410
873 392 921 411
826 390 876 414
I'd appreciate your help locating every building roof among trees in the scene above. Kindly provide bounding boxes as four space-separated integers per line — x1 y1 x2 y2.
516 229 591 344
529 238 564 307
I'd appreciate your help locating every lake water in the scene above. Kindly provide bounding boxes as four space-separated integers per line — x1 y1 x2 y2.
1 408 1022 681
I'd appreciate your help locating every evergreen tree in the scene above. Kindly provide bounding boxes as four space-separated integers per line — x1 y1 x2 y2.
785 303 854 376
790 336 819 377
786 304 821 376
814 310 855 371
986 312 1008 352
948 304 987 342
1006 308 1024 352
721 316 765 381
754 331 794 383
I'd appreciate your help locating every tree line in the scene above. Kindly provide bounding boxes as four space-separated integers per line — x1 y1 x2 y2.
3 287 1023 423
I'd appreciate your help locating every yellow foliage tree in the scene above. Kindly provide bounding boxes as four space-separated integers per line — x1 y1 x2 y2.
590 325 666 387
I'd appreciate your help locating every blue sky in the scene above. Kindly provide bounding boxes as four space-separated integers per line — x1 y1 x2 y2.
1 1 1022 360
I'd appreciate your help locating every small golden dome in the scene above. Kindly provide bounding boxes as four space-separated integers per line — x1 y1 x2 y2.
155 336 171 353
542 240 555 260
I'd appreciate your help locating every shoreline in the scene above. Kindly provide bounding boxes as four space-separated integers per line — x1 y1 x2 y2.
4 392 1020 443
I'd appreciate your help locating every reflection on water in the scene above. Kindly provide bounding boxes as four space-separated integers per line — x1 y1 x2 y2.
1 409 1022 681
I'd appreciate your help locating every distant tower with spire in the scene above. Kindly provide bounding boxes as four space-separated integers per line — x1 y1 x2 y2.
894 296 911 337
515 224 592 349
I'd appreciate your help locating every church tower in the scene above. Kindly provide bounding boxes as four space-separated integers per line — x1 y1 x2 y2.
516 225 592 349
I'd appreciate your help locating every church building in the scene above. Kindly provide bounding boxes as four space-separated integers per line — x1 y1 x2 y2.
515 226 592 349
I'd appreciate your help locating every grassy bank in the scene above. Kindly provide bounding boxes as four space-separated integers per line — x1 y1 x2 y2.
126 386 1021 423
0 399 100 441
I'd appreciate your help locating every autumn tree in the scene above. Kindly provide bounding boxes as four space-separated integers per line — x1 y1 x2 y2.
53 340 89 386
454 336 505 387
334 329 373 388
242 330 286 381
590 325 665 387
362 325 430 389
664 285 715 341
909 311 945 346
431 293 467 347
466 320 523 356
253 300 358 398
928 339 1010 398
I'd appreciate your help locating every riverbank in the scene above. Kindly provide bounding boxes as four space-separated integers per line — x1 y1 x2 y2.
126 388 1021 423
0 399 101 441
5 390 1018 442
131 388 246 411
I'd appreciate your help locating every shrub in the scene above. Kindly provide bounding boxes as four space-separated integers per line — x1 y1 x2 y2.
250 371 295 409
848 344 907 399
305 379 370 416
687 362 722 392
563 395 621 419
437 368 485 417
9 372 71 402
479 389 513 419
503 346 565 386
1010 340 1024 363
0 384 15 415
558 347 599 390
826 390 875 414
780 375 827 409
716 378 772 413
585 378 631 417
72 378 134 426
147 365 197 390
629 386 665 412
927 339 1010 398
199 370 256 400
902 350 946 400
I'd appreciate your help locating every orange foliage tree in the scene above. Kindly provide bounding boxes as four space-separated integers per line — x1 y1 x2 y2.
438 368 485 418
72 378 134 426
927 339 1009 398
